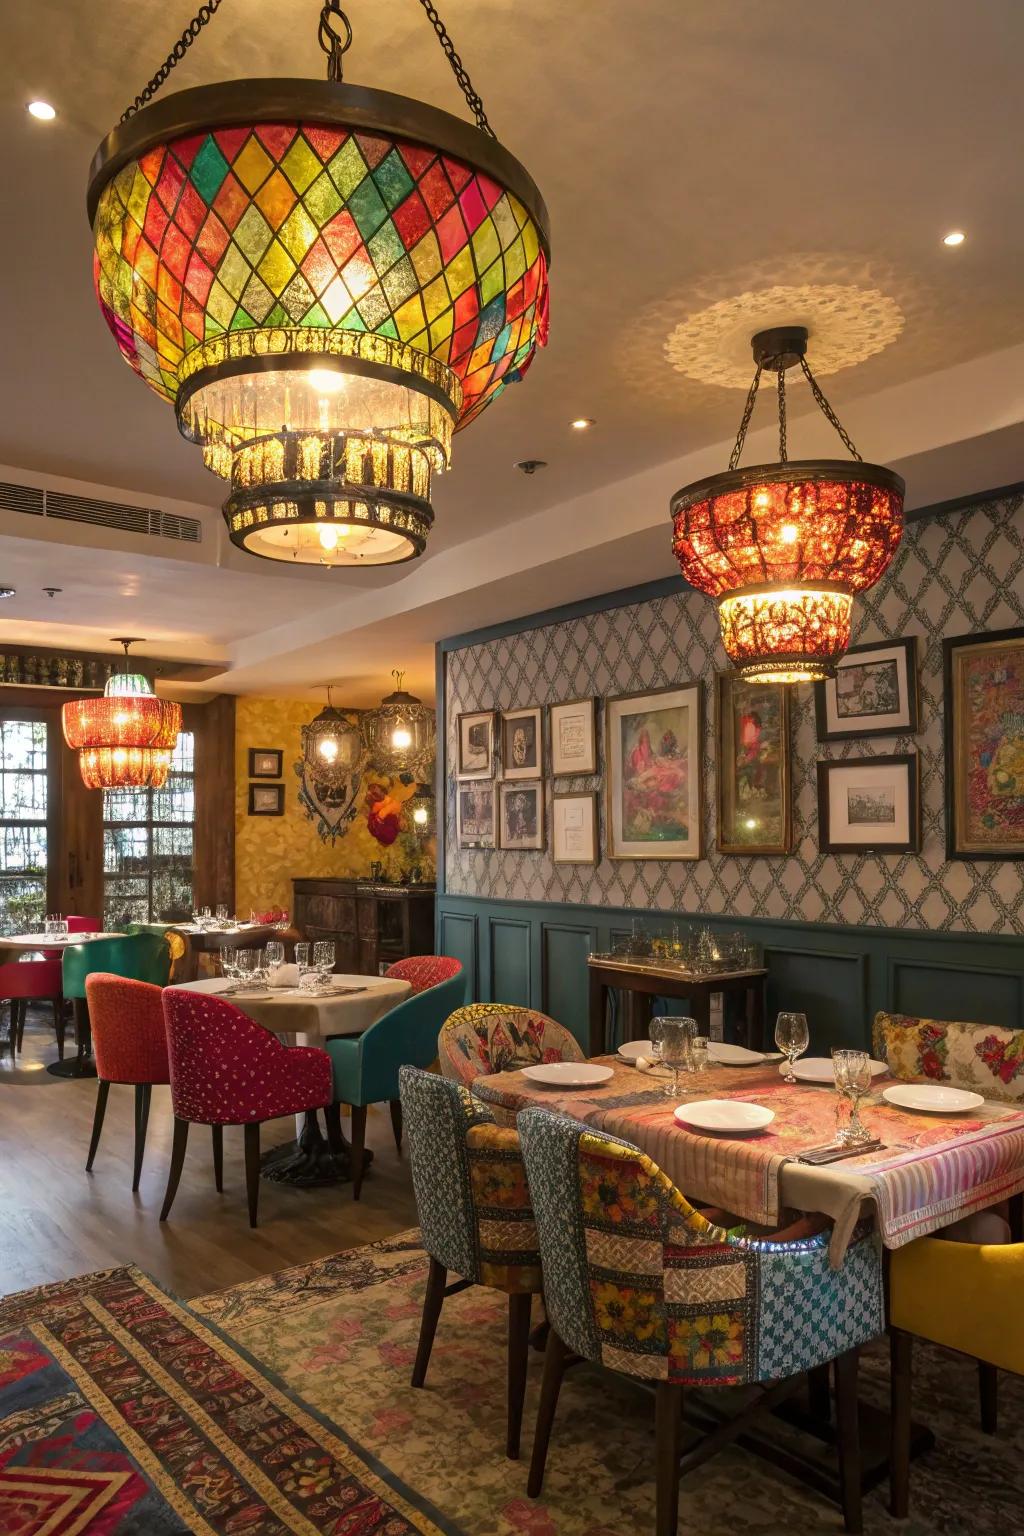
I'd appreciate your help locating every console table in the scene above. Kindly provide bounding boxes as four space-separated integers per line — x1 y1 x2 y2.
587 953 767 1056
292 878 435 975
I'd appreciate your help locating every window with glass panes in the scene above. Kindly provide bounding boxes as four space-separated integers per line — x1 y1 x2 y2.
0 718 48 933
102 731 195 928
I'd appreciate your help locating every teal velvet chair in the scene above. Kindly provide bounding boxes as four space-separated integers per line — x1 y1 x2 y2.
325 968 467 1199
63 933 172 1075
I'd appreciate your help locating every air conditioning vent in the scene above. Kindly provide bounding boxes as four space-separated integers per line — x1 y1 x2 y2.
0 480 201 543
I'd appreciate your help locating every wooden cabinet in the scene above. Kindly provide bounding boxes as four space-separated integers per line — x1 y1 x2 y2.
292 879 435 975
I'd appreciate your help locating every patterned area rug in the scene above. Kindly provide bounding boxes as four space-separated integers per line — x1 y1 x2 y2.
0 1263 453 1534
195 1229 1024 1536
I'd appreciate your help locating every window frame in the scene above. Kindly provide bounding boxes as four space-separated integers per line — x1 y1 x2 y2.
102 730 196 926
0 706 59 928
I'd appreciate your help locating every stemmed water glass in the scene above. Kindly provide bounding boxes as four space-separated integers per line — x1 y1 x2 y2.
235 948 259 989
660 1017 697 1099
264 940 285 981
775 1011 809 1084
220 945 239 992
216 903 229 923
313 940 336 985
833 1050 873 1144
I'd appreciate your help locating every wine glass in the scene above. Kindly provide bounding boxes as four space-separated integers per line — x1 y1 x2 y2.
660 1017 697 1099
236 949 258 988
264 940 285 980
775 1011 809 1084
220 945 239 992
216 903 229 923
838 1050 873 1143
275 910 290 930
313 940 336 980
294 942 311 977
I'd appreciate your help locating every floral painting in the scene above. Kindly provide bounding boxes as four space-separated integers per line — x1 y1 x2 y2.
716 673 791 854
944 627 1024 858
605 684 702 859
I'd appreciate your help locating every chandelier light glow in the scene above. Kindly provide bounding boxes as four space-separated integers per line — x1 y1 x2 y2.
62 640 182 789
671 326 905 683
302 685 364 787
88 0 550 567
362 669 436 777
403 783 435 837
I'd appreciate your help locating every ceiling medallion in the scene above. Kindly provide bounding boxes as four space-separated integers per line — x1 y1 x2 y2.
362 669 435 777
62 639 182 788
670 327 905 684
88 0 550 568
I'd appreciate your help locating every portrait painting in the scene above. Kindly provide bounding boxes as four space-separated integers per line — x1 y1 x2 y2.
944 626 1024 858
716 672 792 854
456 780 496 848
605 683 703 860
501 706 542 780
498 781 545 850
815 638 919 740
456 710 496 779
816 753 920 853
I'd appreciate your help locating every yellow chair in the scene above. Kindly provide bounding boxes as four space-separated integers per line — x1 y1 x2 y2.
889 1235 1024 1515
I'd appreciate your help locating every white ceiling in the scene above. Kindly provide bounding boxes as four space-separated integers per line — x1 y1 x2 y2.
2 0 1022 704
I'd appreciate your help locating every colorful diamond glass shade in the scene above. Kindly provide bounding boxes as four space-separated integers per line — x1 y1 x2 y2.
91 106 549 564
301 706 364 790
671 464 904 682
62 674 182 788
362 687 435 777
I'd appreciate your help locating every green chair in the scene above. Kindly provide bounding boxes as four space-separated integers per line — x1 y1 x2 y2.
127 922 188 978
63 933 172 1074
325 969 467 1200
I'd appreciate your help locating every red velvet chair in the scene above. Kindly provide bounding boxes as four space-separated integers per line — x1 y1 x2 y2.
160 989 332 1228
84 974 171 1190
0 961 63 1061
384 955 463 995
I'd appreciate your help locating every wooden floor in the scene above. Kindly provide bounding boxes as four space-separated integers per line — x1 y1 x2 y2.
0 1010 418 1301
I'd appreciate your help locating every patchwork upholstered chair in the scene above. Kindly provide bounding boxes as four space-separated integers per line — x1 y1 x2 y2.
384 955 463 995
438 1002 585 1087
518 1109 884 1536
873 1010 1024 1104
399 1065 542 1459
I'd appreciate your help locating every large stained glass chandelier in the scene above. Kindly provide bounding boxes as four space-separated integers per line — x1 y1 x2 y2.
671 327 904 683
62 640 182 789
88 0 550 567
362 670 435 776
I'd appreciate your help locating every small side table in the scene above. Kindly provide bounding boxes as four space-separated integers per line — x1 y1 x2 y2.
587 955 767 1056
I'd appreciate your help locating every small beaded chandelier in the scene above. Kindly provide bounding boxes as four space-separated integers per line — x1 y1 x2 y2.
301 685 364 788
62 639 182 789
671 326 905 683
362 670 435 777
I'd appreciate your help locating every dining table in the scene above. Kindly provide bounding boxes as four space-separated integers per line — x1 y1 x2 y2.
168 922 287 980
0 931 126 1077
166 972 411 1187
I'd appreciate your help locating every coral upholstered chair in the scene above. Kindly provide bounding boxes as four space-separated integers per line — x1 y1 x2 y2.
0 960 64 1061
438 1002 585 1087
384 955 463 995
84 974 170 1190
160 989 332 1228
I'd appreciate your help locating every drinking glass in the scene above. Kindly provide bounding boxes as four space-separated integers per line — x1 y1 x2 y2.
295 942 311 976
274 910 290 930
220 946 238 990
649 1015 667 1067
236 949 258 987
660 1017 697 1099
691 1035 709 1074
313 940 336 978
836 1049 873 1143
775 1011 809 1084
216 903 229 923
832 1048 853 1142
264 940 285 977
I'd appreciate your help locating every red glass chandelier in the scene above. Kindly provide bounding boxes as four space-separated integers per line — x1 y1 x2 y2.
671 326 904 683
62 641 182 789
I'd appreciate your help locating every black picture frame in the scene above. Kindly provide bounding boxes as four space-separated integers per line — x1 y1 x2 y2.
814 638 920 741
816 752 920 854
248 747 283 778
944 624 1024 860
248 783 285 816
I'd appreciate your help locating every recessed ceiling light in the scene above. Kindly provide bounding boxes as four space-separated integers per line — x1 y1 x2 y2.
27 100 56 121
942 230 966 247
569 417 595 430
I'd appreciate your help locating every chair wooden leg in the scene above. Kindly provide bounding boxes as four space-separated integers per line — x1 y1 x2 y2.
212 1124 224 1191
86 1080 110 1171
654 1380 683 1536
16 999 27 1053
52 998 65 1060
807 1361 831 1425
324 1102 345 1155
889 1329 912 1518
527 1328 569 1498
506 1292 533 1460
411 1255 447 1388
389 1097 403 1154
160 1117 190 1221
350 1106 368 1200
132 1083 152 1191
834 1347 863 1535
73 998 90 1075
979 1360 998 1434
244 1122 261 1228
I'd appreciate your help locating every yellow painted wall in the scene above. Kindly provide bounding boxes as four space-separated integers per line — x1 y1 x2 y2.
234 696 435 917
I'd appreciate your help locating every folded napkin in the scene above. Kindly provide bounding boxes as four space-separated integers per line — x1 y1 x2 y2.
268 963 299 988
635 1056 671 1076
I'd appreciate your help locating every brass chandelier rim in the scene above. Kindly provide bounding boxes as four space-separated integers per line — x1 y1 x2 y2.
670 459 906 519
87 78 551 254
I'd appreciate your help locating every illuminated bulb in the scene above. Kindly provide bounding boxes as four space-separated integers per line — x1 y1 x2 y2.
412 806 429 826
744 817 758 831
27 100 56 120
307 368 346 393
112 710 130 726
780 523 799 544
391 725 413 750
942 230 966 247
569 417 595 430
319 525 338 551
754 490 771 510
318 737 340 763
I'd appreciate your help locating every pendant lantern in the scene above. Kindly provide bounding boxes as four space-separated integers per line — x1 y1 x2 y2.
62 639 182 788
362 670 435 778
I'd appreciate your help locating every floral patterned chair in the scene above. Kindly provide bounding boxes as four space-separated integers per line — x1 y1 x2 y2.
384 955 463 996
517 1109 884 1536
399 1065 543 1460
438 1002 584 1087
873 1010 1024 1104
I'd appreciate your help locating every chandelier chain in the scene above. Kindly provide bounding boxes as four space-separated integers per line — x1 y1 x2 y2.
120 0 225 122
728 365 763 471
415 0 494 136
777 367 788 463
318 1 354 81
799 357 863 461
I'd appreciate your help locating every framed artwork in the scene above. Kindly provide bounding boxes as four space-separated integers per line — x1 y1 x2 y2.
248 783 285 816
605 682 703 860
816 752 920 853
549 697 598 776
944 626 1024 859
456 710 496 779
815 638 919 740
456 780 496 849
716 672 792 854
498 780 545 850
501 706 543 779
552 791 598 864
248 747 283 778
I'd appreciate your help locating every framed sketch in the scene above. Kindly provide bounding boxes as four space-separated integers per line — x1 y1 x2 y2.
248 783 285 816
552 791 598 864
605 682 703 860
501 706 542 779
944 626 1024 859
456 780 496 849
498 780 545 851
816 753 920 853
716 672 792 854
815 638 919 741
549 697 597 776
248 747 283 778
456 710 496 779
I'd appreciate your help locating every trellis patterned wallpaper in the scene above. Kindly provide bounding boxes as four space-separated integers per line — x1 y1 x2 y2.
444 488 1024 935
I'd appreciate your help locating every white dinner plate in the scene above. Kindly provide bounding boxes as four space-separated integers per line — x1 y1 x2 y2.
617 1039 652 1061
882 1084 985 1114
708 1042 765 1066
673 1099 775 1134
780 1056 888 1084
522 1062 614 1088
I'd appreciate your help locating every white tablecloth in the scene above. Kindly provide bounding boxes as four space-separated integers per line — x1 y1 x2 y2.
166 974 411 1041
0 932 124 955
